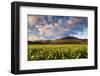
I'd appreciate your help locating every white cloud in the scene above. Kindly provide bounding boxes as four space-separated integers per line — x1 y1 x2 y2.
67 17 81 26
27 16 87 40
37 22 70 39
38 24 53 35
28 15 38 26
28 34 40 41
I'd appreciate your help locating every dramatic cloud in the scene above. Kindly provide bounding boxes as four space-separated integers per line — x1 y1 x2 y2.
28 15 38 26
28 15 88 41
28 34 40 41
67 17 82 26
38 25 54 36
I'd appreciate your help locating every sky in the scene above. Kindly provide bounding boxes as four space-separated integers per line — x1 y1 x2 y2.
27 15 88 41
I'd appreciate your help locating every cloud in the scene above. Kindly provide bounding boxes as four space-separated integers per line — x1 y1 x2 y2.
28 15 39 26
67 17 82 27
27 15 88 41
28 34 40 41
38 23 70 37
38 26 51 35
71 32 88 39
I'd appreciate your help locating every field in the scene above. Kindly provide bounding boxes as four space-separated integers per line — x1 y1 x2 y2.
28 44 88 61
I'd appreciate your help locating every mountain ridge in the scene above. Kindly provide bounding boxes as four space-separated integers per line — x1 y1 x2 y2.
28 36 87 44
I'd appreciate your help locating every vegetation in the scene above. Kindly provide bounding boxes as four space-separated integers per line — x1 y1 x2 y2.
28 36 87 44
28 44 88 61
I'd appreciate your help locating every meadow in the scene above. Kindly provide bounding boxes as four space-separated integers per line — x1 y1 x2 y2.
28 44 88 61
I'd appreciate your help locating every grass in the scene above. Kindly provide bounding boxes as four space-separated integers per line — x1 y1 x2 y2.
28 44 88 61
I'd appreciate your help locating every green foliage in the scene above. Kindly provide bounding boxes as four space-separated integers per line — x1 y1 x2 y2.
28 44 88 61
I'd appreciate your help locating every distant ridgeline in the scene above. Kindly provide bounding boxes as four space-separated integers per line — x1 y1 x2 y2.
28 36 88 44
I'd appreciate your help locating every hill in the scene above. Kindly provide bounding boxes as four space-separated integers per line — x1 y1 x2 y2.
28 36 87 44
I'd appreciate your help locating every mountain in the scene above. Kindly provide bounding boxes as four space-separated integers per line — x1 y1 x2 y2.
28 36 87 44
60 36 79 40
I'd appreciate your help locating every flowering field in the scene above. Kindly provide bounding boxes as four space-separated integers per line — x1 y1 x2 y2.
28 44 88 61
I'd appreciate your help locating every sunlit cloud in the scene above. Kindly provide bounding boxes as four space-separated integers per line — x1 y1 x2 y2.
28 34 40 41
28 15 38 26
38 26 54 36
28 15 88 41
67 17 82 26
